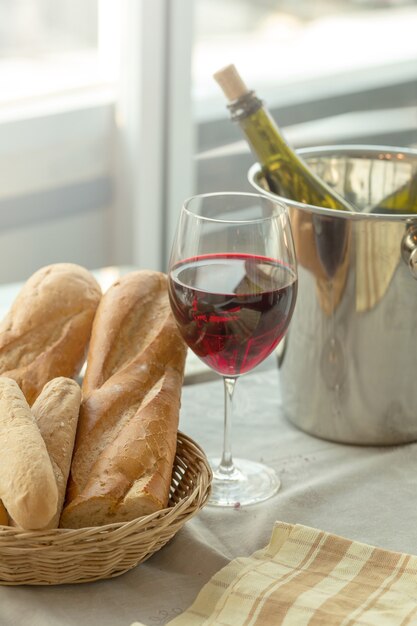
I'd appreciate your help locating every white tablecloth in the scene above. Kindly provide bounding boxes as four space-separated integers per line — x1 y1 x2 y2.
1 361 417 625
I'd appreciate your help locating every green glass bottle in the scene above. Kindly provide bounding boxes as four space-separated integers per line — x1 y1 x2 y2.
213 64 355 213
370 174 417 214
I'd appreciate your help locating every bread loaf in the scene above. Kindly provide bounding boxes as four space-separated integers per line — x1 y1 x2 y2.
0 263 101 405
60 271 187 528
0 377 58 530
32 377 81 528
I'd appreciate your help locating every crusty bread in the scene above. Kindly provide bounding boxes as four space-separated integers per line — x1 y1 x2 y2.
0 501 8 526
31 377 81 529
0 263 101 405
60 271 187 529
0 377 58 530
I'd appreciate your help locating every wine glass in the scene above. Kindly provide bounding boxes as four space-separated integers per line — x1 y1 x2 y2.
168 192 298 507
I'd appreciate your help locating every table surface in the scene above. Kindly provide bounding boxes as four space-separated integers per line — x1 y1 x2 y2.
1 360 417 625
1 269 417 625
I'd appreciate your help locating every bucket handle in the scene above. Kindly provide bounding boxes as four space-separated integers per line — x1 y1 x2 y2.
401 222 417 279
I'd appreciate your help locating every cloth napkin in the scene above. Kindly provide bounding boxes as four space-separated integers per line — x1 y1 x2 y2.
132 521 417 625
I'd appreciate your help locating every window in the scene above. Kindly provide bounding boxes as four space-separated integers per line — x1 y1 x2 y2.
0 0 120 105
0 0 193 280
193 0 417 194
0 0 416 283
0 0 120 283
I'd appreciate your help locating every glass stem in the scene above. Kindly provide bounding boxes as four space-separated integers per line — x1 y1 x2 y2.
217 376 239 477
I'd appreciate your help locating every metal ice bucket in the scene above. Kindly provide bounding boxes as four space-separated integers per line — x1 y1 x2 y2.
248 145 417 445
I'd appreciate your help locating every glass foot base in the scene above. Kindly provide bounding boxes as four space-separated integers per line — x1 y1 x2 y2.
207 458 281 507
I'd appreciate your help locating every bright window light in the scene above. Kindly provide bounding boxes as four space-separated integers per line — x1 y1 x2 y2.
193 1 417 117
0 0 121 107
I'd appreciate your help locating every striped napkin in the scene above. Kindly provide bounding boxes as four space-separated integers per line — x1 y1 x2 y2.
133 521 417 625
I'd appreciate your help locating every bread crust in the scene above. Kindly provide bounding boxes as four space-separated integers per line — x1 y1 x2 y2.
61 271 187 528
0 263 101 405
0 377 58 530
32 377 81 528
0 501 8 526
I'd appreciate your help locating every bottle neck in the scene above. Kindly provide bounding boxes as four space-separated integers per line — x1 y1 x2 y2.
227 90 263 121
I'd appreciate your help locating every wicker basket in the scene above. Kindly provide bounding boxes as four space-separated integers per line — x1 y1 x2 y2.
0 431 212 586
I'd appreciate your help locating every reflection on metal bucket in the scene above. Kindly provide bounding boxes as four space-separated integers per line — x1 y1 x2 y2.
249 145 417 445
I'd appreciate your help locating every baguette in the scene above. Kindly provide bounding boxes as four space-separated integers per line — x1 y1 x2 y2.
32 377 81 529
61 271 187 528
0 377 58 530
0 263 101 405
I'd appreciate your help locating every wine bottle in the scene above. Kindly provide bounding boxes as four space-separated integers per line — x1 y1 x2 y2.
213 64 356 213
369 173 417 214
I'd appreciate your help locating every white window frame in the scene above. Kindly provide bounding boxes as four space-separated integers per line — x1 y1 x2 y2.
115 0 194 271
0 0 195 274
0 0 415 278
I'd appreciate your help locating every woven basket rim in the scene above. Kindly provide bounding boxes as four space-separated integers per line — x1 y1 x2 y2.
0 430 212 584
0 429 212 539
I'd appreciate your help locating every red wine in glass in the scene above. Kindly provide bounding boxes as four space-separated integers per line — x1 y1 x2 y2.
169 253 297 377
168 191 298 507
